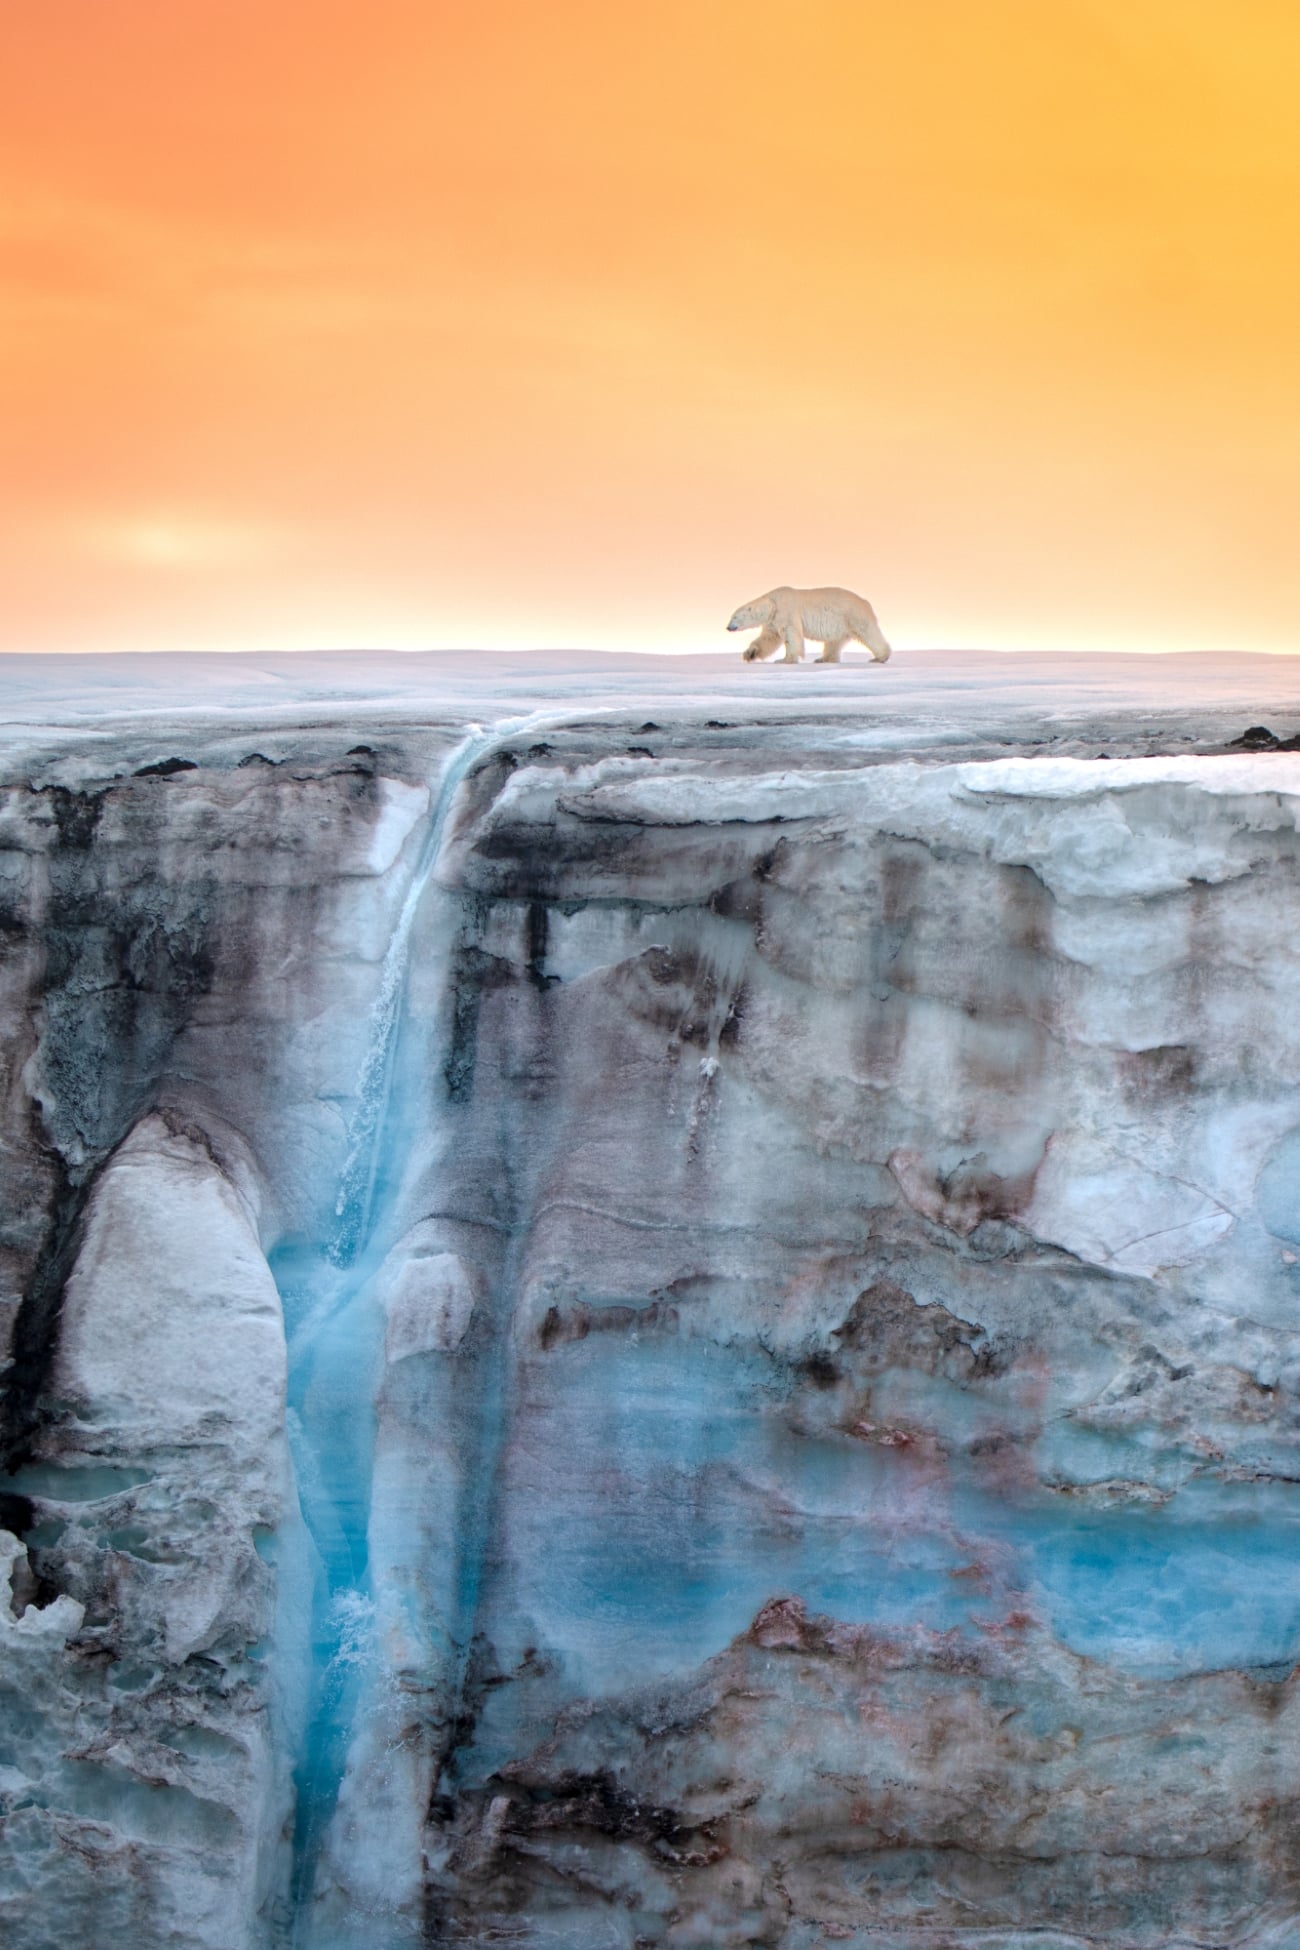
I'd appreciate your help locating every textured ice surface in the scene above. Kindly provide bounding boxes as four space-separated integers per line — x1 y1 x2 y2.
5 649 1300 1947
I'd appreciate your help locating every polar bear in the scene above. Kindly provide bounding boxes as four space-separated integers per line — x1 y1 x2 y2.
726 586 892 665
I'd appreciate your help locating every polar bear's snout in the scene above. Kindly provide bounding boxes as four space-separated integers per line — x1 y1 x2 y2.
727 599 771 632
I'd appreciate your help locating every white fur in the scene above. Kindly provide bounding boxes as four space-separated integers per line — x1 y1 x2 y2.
726 585 893 665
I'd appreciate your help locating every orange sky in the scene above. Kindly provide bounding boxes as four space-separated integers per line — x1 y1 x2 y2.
3 1 1299 655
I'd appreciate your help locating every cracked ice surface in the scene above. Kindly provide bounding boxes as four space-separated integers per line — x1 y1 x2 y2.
5 651 1300 1947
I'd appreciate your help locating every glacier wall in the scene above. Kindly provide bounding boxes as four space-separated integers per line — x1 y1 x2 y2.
4 696 1300 1948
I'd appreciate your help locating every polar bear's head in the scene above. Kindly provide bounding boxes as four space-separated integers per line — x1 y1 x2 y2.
726 594 776 633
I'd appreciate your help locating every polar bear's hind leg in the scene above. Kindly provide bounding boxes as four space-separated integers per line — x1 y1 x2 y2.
816 637 848 664
853 609 892 662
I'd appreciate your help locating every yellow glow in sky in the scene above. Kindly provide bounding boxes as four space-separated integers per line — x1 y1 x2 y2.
3 1 1299 654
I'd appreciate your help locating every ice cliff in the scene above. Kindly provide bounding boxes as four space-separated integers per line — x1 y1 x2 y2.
5 654 1300 1948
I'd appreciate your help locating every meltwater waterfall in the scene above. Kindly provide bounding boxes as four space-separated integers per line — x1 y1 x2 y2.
8 674 1300 1950
328 724 501 1269
274 714 556 1945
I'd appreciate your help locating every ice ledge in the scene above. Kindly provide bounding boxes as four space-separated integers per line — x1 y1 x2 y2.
501 750 1300 901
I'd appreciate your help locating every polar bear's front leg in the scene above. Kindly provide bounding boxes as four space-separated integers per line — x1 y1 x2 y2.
780 616 805 663
816 637 847 664
743 625 782 662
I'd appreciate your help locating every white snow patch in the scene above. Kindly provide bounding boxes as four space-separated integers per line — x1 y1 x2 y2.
1026 1136 1235 1276
356 778 430 877
956 753 1300 800
0 1532 84 1641
55 1116 286 1440
378 1235 478 1362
